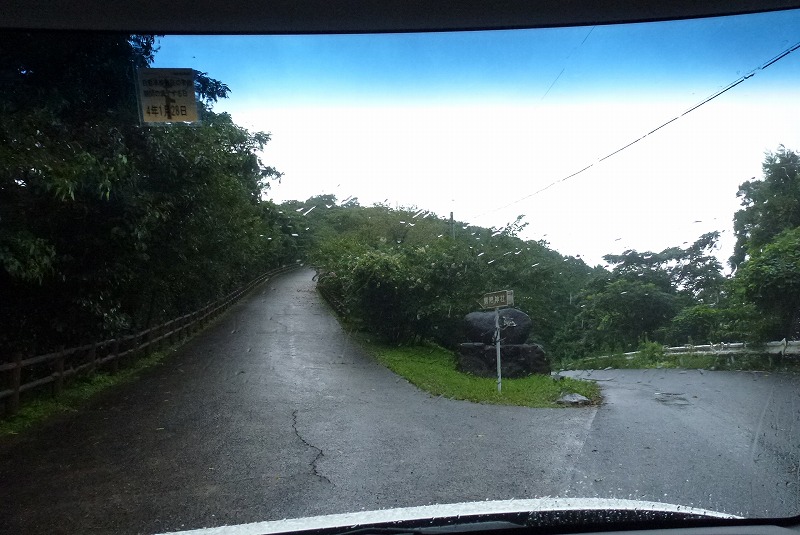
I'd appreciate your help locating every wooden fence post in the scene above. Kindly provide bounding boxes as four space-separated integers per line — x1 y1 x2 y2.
155 324 164 352
88 343 97 374
143 330 152 357
110 339 120 374
54 347 65 396
9 352 22 415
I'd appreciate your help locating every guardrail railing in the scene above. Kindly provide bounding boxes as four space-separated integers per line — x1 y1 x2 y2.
598 339 799 360
1 264 297 417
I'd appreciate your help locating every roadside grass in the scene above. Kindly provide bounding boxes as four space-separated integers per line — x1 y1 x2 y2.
0 350 171 437
360 338 600 408
0 277 280 437
560 351 800 373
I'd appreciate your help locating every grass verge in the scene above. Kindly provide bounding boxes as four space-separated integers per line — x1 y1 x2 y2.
0 275 282 437
361 338 600 408
0 350 171 437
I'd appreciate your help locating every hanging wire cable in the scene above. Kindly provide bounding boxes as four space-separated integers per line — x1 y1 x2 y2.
540 26 595 101
469 39 800 221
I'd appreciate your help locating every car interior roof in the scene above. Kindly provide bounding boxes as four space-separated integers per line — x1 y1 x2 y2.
3 0 800 33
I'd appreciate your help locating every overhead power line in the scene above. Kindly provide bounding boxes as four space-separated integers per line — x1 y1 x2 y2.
469 39 800 221
540 26 595 101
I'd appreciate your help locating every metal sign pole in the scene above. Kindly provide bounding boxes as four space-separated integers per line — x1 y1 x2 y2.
495 306 502 393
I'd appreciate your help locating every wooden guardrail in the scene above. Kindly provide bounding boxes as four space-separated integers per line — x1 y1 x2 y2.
313 270 349 317
1 264 297 417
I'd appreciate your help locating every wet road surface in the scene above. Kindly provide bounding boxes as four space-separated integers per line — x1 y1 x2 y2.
1 269 799 534
563 368 800 516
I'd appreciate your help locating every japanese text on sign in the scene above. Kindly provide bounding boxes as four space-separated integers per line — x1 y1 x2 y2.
138 68 199 124
481 290 514 309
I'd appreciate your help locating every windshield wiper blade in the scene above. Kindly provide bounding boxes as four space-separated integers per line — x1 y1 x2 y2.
323 520 528 535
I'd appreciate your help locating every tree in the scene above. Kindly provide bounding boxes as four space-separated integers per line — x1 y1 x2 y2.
0 32 288 354
569 277 679 354
663 232 724 303
603 232 724 304
307 202 595 349
732 146 800 266
736 227 800 339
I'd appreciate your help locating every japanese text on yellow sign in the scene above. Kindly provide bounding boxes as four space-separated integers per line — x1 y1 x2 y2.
138 68 199 123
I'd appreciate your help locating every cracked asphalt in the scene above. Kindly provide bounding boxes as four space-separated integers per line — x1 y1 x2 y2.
1 269 799 534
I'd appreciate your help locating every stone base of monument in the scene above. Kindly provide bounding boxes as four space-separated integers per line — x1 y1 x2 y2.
457 342 550 378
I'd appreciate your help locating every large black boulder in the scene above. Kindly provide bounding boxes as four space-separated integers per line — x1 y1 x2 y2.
457 343 550 378
464 308 532 345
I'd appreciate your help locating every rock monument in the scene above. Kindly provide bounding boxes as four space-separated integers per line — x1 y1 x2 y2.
457 308 550 377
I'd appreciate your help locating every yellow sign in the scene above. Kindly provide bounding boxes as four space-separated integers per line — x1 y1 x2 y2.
138 68 199 123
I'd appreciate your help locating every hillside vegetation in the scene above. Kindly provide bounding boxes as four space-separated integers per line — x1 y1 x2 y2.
288 146 800 363
3 33 800 368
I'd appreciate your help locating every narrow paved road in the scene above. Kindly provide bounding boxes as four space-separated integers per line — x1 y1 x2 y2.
1 269 799 534
563 369 800 516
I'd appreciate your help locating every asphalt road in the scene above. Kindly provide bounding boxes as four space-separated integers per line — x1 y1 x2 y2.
1 268 799 534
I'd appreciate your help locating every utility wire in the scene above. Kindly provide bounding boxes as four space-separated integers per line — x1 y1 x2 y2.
469 39 800 221
541 26 595 101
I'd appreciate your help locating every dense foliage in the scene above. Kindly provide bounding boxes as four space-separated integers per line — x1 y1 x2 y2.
295 198 593 349
0 33 295 356
303 148 800 359
730 147 800 340
3 32 798 360
732 147 800 266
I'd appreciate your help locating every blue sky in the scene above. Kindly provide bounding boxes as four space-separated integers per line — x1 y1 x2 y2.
154 10 800 103
152 9 800 266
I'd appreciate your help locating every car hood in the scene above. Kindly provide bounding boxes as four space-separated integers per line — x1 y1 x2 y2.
158 497 740 535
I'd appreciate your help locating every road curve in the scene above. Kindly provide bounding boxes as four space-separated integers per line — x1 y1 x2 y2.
2 269 799 534
563 368 800 517
0 269 596 534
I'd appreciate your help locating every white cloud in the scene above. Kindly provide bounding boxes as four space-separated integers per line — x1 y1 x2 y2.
221 92 800 267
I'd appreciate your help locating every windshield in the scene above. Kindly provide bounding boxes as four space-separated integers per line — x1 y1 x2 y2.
2 8 800 534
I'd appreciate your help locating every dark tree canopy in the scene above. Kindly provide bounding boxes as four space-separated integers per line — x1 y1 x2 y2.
0 33 291 355
737 227 800 339
732 146 800 266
